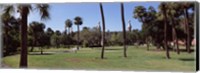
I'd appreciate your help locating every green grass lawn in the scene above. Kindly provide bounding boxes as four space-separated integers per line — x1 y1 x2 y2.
2 46 195 71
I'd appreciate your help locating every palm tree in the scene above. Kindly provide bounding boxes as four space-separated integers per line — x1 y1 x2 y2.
65 19 73 35
74 16 83 50
120 3 127 58
166 3 180 54
146 6 157 51
159 3 170 59
1 4 50 68
180 2 194 53
1 5 14 56
99 3 106 59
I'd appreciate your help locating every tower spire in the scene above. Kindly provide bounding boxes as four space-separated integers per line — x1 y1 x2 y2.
127 20 132 32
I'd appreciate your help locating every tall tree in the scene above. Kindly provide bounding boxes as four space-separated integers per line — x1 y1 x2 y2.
179 2 194 53
159 3 170 59
1 14 20 56
133 6 150 50
99 3 106 59
45 28 54 48
74 16 83 50
29 21 46 52
1 4 50 68
166 3 180 54
120 3 127 58
1 5 15 56
65 19 73 35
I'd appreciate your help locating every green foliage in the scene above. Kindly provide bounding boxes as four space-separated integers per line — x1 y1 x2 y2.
80 27 101 47
51 33 61 48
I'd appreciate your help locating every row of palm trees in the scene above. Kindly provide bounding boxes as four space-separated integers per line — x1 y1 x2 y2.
65 16 83 50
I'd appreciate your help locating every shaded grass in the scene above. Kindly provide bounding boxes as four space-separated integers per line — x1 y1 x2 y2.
2 46 195 71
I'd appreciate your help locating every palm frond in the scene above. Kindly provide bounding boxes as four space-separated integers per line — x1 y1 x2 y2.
36 4 50 21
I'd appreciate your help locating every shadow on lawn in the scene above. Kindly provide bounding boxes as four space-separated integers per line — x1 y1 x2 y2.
148 49 194 52
105 49 121 50
28 52 54 55
179 58 195 61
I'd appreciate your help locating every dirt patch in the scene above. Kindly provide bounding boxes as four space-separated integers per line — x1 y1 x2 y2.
65 58 107 64
65 58 82 63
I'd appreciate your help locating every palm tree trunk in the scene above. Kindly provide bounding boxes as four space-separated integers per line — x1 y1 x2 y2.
4 23 9 56
173 27 180 54
40 47 43 54
20 7 28 68
184 9 191 53
68 27 70 35
171 18 180 54
146 38 149 51
65 28 67 35
162 4 170 59
100 3 105 59
30 35 36 52
77 25 80 50
120 3 127 58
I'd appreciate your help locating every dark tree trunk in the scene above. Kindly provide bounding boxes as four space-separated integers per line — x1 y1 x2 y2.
65 28 67 35
77 25 80 50
30 45 34 52
162 4 170 59
100 3 105 59
146 38 149 51
120 3 127 58
184 9 191 53
20 6 28 68
30 35 36 52
40 47 43 55
171 18 180 54
4 22 9 56
68 27 70 35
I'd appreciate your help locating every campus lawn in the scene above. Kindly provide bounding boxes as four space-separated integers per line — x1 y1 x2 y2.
2 46 195 71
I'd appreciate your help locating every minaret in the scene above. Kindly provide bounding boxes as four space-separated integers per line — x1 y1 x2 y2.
127 20 132 32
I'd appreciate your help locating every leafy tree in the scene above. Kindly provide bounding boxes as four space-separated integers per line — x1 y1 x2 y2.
45 27 54 48
29 21 46 52
165 2 181 54
133 5 151 50
159 2 170 59
1 16 20 56
178 2 194 53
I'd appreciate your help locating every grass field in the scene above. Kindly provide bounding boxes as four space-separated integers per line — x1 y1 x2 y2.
2 46 195 71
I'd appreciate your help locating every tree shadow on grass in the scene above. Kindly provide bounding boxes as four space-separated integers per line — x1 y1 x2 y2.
178 49 194 52
28 52 54 55
148 49 194 53
95 57 108 60
105 49 121 50
179 58 195 61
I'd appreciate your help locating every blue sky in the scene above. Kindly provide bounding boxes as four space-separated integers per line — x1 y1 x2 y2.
28 2 160 32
